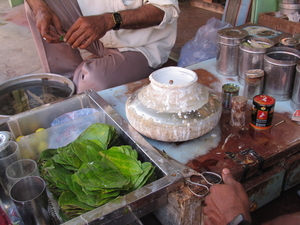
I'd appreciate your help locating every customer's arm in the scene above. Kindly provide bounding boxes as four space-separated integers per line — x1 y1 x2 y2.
202 168 252 225
26 0 64 42
64 4 165 49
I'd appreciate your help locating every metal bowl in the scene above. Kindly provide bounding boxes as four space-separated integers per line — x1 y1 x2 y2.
0 73 75 117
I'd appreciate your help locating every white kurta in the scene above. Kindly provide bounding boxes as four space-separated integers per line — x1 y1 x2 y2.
76 0 179 68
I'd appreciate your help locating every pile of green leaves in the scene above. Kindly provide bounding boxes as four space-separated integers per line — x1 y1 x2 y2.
38 123 156 220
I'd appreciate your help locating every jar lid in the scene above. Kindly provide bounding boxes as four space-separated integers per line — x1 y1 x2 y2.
280 37 300 47
246 69 265 78
253 95 276 106
218 28 248 45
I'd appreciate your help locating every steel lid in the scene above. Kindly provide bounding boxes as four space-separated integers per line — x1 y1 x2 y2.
218 28 248 45
280 37 300 47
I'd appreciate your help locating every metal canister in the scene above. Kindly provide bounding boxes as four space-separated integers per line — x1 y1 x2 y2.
263 47 300 101
222 83 240 109
243 69 265 99
216 28 248 76
250 95 276 130
279 37 300 50
291 62 300 110
238 37 273 85
278 0 300 3
278 2 300 15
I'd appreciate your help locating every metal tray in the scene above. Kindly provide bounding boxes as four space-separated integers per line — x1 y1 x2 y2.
0 90 184 225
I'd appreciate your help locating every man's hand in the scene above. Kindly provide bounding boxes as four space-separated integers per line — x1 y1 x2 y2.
26 0 64 43
64 4 164 49
64 14 112 49
203 168 251 225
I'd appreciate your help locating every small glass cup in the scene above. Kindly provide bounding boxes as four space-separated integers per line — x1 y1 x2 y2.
6 159 39 187
0 141 21 193
10 176 51 225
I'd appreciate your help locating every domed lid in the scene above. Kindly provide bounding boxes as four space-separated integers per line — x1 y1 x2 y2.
138 67 209 113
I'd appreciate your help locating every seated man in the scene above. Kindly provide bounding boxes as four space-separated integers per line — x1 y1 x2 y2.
25 0 179 93
203 168 300 225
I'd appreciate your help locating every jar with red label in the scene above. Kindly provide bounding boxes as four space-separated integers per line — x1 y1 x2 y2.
250 95 276 130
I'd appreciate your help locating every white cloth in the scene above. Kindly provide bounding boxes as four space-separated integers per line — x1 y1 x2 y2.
77 0 179 68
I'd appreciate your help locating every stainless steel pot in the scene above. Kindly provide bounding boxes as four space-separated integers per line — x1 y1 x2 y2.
264 47 300 101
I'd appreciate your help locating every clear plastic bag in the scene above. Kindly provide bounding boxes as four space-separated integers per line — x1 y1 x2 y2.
177 17 232 67
51 108 99 126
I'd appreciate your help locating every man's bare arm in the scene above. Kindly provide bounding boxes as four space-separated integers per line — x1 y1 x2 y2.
65 4 165 49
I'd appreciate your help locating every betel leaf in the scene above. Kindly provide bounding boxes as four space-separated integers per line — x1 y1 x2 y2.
41 159 72 191
53 145 82 170
39 148 58 162
70 140 103 163
73 123 120 149
66 174 104 207
131 162 156 191
59 190 95 212
107 145 139 160
99 148 143 177
72 161 130 190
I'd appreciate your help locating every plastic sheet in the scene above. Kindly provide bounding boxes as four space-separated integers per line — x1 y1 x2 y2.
177 17 232 67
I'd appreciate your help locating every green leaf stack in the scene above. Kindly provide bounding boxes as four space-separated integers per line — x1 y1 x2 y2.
38 123 156 220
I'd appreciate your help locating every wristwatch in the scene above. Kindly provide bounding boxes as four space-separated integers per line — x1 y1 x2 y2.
227 214 252 225
112 12 122 30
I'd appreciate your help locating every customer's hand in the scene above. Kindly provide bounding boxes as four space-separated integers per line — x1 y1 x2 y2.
202 168 251 225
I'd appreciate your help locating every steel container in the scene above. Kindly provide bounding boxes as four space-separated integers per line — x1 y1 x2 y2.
0 73 75 118
278 2 300 15
291 63 300 110
264 47 300 101
278 0 300 3
238 37 274 85
216 28 248 76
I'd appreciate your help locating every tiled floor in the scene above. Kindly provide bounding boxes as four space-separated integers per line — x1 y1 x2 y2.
0 0 300 224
